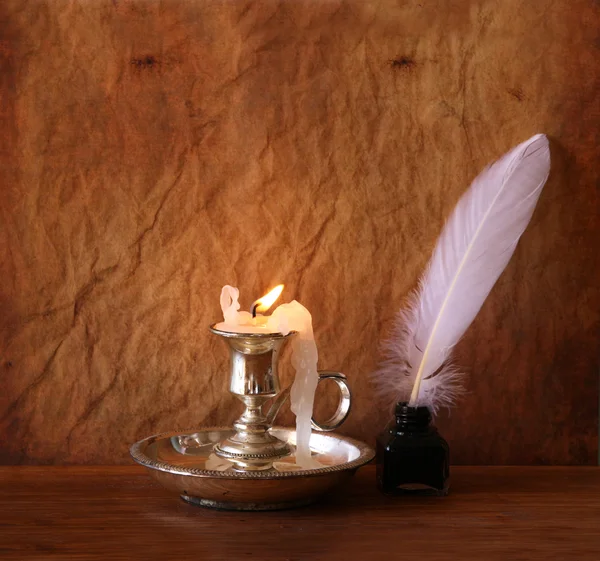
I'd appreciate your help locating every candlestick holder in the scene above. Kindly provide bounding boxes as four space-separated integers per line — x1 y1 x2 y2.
210 326 294 470
210 324 352 471
130 325 374 510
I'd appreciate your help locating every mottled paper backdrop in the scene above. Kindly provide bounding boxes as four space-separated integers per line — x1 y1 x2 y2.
0 0 598 464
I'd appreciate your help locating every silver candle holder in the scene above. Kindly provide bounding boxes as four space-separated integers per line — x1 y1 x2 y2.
130 324 373 510
210 324 352 471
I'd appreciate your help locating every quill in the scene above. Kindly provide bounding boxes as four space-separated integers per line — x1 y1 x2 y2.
376 134 551 413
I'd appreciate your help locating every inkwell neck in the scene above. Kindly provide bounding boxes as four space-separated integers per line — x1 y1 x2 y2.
394 402 432 433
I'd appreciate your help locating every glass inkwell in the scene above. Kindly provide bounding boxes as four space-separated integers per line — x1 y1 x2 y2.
376 402 449 495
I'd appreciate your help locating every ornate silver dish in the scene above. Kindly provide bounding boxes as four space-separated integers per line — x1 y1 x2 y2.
131 427 374 510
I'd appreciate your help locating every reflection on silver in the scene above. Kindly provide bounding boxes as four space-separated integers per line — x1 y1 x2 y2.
204 453 233 472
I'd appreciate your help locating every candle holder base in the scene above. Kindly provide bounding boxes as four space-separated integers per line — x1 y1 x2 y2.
130 427 375 511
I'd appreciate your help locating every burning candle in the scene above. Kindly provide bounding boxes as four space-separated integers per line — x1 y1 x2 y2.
215 284 285 334
215 285 320 468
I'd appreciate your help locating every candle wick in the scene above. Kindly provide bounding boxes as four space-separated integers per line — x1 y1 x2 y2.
251 303 258 318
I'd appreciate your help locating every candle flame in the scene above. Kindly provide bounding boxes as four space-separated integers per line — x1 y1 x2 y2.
252 284 284 315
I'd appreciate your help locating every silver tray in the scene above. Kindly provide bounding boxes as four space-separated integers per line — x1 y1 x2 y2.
130 427 374 510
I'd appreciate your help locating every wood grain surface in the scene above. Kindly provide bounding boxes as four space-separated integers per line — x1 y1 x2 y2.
0 0 599 465
0 465 599 560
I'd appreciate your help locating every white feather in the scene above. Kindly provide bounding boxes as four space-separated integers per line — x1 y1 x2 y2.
375 134 551 413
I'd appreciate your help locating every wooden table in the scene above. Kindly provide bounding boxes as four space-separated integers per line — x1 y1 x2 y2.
0 466 599 560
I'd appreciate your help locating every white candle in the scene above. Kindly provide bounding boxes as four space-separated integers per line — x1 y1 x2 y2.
215 285 320 468
214 285 284 334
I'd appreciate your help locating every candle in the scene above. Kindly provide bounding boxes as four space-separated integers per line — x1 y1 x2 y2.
215 285 285 334
215 285 320 468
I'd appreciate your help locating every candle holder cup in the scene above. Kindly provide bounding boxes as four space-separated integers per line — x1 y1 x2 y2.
210 324 352 471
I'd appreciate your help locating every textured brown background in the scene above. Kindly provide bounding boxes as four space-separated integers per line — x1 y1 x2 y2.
0 0 598 465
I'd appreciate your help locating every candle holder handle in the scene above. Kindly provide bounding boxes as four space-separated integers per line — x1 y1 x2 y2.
266 371 352 432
